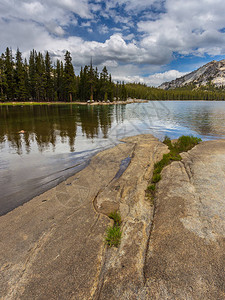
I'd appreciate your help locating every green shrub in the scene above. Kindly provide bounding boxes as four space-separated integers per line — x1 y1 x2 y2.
147 184 156 191
108 211 122 226
163 135 173 149
152 173 161 183
151 135 201 186
153 166 163 176
105 225 122 247
168 151 182 161
173 135 202 153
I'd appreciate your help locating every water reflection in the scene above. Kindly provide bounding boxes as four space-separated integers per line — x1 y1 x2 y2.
1 101 225 215
163 101 225 138
0 105 121 154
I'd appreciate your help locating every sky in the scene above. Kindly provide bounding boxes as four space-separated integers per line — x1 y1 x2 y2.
1 0 225 86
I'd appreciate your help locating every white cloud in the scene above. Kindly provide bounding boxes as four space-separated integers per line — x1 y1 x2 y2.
146 70 187 86
108 0 162 12
138 0 225 57
1 0 225 87
48 0 92 19
123 33 135 41
112 70 187 86
45 23 65 36
98 25 109 34
81 21 92 27
0 0 89 37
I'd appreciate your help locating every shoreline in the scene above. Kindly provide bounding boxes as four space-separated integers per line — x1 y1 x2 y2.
0 134 224 299
1 99 225 106
0 99 148 106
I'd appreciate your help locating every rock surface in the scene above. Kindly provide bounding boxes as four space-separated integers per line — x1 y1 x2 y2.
0 134 167 300
0 136 225 299
159 59 225 89
143 140 225 299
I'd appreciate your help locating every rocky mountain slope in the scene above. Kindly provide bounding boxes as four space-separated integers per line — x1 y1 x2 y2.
160 59 225 89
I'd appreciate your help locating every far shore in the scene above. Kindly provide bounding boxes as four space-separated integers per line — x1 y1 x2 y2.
0 99 148 106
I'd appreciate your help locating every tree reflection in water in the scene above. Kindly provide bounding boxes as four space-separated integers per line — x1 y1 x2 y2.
0 104 124 154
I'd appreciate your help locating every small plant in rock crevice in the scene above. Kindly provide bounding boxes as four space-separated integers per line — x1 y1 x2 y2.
105 211 122 247
105 225 122 247
108 211 122 226
146 135 202 202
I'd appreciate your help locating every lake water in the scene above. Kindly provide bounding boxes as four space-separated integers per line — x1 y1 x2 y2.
1 101 225 215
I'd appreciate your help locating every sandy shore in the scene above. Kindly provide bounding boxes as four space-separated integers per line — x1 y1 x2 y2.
0 135 224 299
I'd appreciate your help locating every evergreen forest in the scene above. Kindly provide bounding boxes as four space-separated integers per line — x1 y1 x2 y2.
0 47 225 102
0 48 127 102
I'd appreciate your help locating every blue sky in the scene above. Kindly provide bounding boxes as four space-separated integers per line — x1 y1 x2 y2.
1 0 225 86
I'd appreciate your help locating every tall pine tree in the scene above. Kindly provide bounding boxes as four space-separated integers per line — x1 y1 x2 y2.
64 51 76 102
5 47 15 100
15 48 27 101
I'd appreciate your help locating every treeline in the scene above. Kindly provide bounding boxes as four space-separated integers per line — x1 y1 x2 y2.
1 47 225 102
0 47 127 102
126 83 225 100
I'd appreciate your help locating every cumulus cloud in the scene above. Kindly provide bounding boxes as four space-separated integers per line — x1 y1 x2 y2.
112 70 187 87
98 25 109 34
138 0 225 57
1 0 225 86
108 0 163 13
145 70 187 86
0 0 89 37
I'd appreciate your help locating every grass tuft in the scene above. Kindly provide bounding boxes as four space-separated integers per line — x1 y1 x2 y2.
105 211 122 247
147 184 156 192
152 173 161 183
108 211 122 226
105 225 122 247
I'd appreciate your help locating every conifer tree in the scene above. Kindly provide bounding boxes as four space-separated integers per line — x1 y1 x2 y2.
35 52 46 101
28 50 36 100
64 51 76 102
0 53 7 101
45 51 54 101
5 47 15 100
15 48 27 100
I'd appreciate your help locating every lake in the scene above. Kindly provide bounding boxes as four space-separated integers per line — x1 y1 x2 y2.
1 101 225 215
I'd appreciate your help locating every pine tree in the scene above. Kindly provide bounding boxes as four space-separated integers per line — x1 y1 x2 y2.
99 66 109 101
24 58 29 100
45 51 54 101
35 52 46 101
15 48 27 101
28 50 36 100
121 81 127 100
5 47 15 100
0 53 7 101
88 59 94 101
64 51 76 102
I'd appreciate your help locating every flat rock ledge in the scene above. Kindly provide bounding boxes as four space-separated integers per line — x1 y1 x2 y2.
0 135 225 300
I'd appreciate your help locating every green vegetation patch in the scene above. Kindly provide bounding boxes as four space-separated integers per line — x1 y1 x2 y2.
146 135 202 201
172 135 202 153
147 184 156 192
108 211 122 226
152 173 161 183
105 211 122 247
105 225 122 248
154 135 202 182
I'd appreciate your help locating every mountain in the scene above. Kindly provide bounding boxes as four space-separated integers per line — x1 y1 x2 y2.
159 59 225 90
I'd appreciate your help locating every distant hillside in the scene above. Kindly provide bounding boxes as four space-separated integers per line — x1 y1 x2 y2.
159 59 225 90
